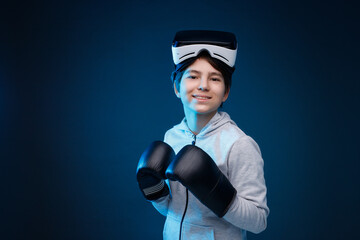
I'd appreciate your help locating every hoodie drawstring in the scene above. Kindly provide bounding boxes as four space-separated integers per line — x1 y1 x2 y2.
179 134 196 240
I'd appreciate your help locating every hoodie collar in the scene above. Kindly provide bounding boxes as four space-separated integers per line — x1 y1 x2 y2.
177 111 232 137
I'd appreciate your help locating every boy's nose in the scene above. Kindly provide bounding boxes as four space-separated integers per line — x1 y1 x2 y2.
198 78 209 91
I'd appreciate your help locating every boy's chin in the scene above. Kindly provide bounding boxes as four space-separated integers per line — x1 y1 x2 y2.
191 108 218 116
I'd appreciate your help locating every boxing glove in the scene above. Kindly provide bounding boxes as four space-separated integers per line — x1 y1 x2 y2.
165 145 236 217
136 141 175 201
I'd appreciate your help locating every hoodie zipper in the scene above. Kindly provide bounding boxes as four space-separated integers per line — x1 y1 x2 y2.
191 135 196 145
179 134 196 240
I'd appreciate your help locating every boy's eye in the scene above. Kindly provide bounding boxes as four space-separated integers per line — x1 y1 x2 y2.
187 75 197 79
211 78 220 81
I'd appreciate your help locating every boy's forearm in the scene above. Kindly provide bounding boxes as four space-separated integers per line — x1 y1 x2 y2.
223 196 268 234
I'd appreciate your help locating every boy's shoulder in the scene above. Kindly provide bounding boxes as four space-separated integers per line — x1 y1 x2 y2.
163 118 187 140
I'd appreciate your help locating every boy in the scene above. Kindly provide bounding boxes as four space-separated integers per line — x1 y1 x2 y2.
137 30 269 240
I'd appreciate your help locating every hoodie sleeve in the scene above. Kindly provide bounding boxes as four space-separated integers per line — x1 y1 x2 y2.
223 136 269 234
151 186 170 217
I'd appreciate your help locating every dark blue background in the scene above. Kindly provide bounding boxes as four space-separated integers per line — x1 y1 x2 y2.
1 0 359 239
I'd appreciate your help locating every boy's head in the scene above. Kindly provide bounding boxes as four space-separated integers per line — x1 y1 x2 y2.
172 54 230 115
171 30 237 101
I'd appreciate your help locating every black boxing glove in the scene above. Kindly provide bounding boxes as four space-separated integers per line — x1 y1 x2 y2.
166 145 236 217
136 141 175 201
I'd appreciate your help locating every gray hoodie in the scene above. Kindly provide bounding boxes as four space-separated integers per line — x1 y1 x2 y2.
152 111 269 240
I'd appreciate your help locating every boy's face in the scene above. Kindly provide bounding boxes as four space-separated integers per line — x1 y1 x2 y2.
174 58 229 116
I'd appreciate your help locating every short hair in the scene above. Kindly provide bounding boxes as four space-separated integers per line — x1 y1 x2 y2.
171 51 233 94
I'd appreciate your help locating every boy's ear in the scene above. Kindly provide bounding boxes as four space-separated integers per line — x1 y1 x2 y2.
222 88 230 102
174 82 180 98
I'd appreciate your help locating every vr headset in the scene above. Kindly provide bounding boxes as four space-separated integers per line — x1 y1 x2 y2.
172 30 237 68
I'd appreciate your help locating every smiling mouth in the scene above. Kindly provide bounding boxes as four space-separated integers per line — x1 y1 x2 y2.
192 95 211 100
